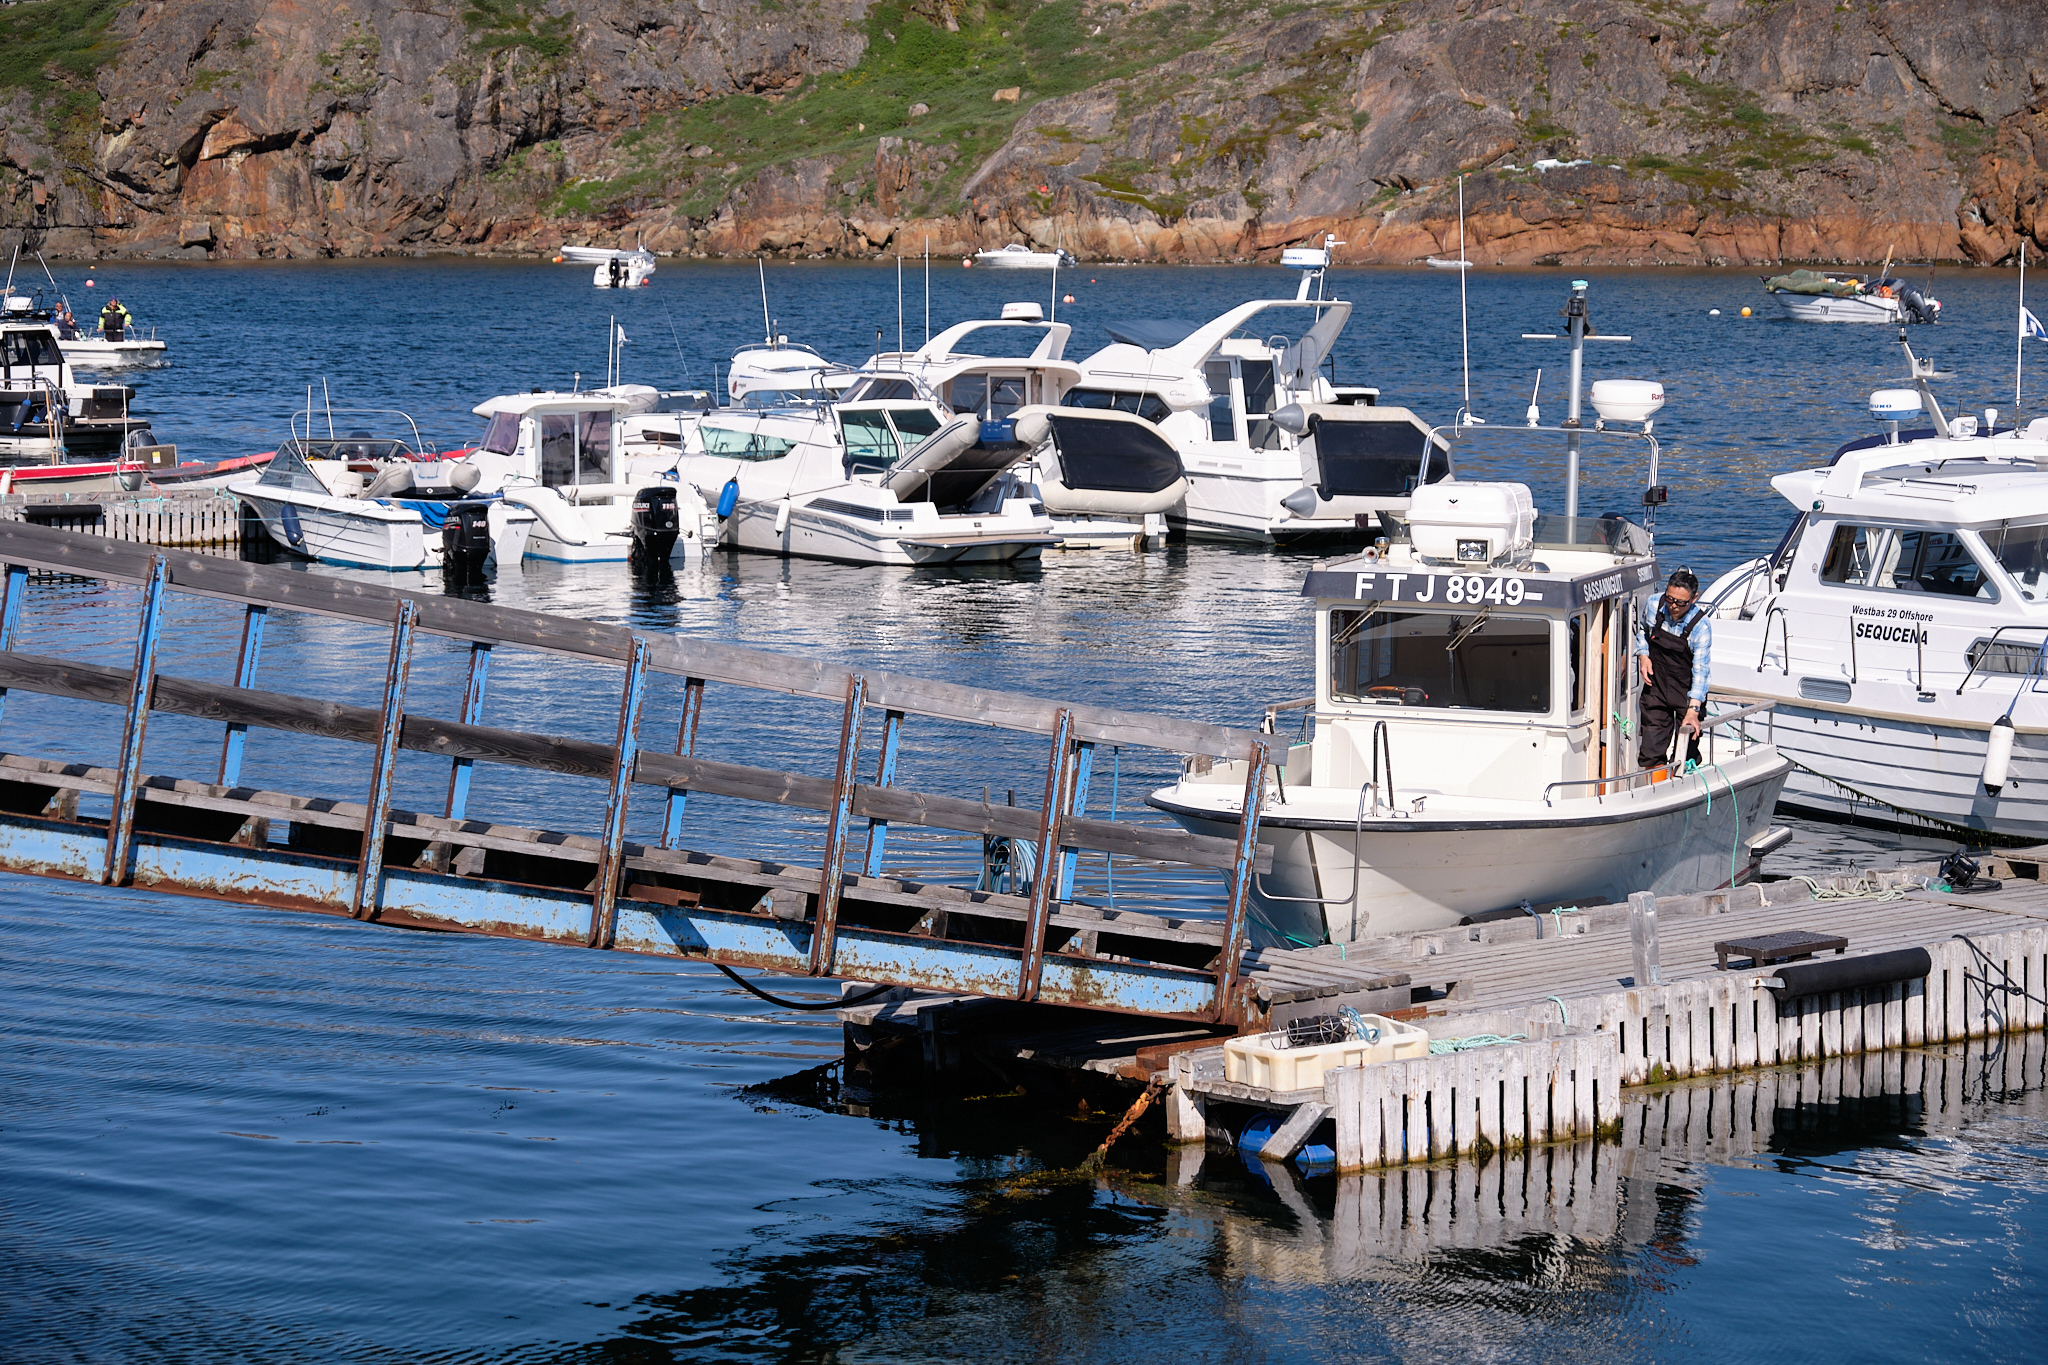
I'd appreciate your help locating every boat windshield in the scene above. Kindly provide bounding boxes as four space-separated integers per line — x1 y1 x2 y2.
1330 608 1551 714
1989 522 2048 601
1062 388 1171 423
698 424 797 461
739 386 830 409
478 411 520 455
257 444 331 493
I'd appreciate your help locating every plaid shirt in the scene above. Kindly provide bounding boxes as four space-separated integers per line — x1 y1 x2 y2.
1633 597 1712 706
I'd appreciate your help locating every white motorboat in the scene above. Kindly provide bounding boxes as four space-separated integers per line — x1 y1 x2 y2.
1 251 166 369
1762 269 1939 324
1425 257 1472 270
230 410 535 574
0 297 172 463
1061 238 1451 543
841 302 1185 549
1151 282 1791 945
675 392 1055 566
1703 343 2048 841
724 337 857 405
971 244 1077 270
559 245 656 289
466 391 719 565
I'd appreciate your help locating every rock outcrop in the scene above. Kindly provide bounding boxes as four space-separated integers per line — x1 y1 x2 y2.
1 0 2043 264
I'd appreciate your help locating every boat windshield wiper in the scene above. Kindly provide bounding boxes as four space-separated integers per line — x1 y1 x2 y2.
1446 607 1492 653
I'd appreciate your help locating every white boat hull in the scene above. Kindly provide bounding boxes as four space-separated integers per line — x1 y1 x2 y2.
724 500 1049 565
236 489 533 572
1770 293 1900 324
1154 750 1790 945
59 338 167 368
1175 468 1363 543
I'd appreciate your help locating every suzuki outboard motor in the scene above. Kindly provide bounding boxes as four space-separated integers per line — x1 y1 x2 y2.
441 501 494 582
630 486 681 567
1899 285 1940 325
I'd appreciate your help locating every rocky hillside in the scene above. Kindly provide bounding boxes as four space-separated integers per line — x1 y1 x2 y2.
0 0 2042 264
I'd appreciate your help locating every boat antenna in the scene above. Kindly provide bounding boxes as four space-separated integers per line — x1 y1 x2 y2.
661 303 693 382
897 254 905 357
924 236 931 346
758 258 772 345
1050 238 1059 324
2019 239 2028 415
1457 174 1472 423
3 242 15 295
322 377 334 439
1525 369 1542 427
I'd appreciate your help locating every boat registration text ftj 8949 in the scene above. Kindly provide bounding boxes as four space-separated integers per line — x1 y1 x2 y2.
1300 560 1660 610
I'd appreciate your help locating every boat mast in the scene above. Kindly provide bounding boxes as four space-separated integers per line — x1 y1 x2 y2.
1563 280 1588 524
2019 240 2028 416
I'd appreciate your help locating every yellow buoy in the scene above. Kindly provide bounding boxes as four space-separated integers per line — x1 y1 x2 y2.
1741 306 1752 317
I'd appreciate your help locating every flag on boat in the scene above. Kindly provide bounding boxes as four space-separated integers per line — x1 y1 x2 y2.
615 323 630 346
2024 306 2047 341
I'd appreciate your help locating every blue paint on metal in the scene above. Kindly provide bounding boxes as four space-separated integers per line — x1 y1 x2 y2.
444 642 493 820
217 604 269 786
660 677 705 849
588 637 650 949
1213 740 1270 1012
0 562 26 728
1017 708 1075 1002
1056 740 1095 901
808 673 867 976
861 708 904 877
379 865 594 943
104 555 169 886
352 601 418 920
1105 745 1121 909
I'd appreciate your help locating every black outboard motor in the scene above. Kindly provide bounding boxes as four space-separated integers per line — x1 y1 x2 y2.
441 501 494 582
630 486 681 568
1899 284 1940 325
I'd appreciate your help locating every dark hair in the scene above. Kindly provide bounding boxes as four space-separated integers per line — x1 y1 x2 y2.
1667 567 1699 593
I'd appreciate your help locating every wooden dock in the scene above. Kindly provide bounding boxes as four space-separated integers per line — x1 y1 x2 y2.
0 490 244 549
842 857 2048 1172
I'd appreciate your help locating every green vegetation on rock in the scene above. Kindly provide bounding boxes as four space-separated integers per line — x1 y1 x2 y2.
0 0 124 140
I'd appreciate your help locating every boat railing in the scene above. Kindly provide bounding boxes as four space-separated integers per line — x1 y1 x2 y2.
1702 556 1771 618
1260 695 1317 741
1955 625 2048 695
1542 704 1772 806
1757 603 1792 675
1700 699 1774 763
290 407 430 455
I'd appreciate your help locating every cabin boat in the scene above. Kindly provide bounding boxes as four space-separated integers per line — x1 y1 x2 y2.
843 302 1187 548
229 411 535 573
465 391 718 564
0 298 155 459
971 244 1077 270
559 245 656 289
1152 481 1791 944
725 338 858 406
1703 344 2048 840
674 390 1056 566
1062 241 1450 543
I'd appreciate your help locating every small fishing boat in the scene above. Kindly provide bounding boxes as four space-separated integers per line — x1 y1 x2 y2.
1762 268 1939 324
1702 339 2048 840
0 295 155 458
229 410 535 573
1 251 166 369
971 244 1078 270
465 390 718 564
1425 257 1472 270
558 245 656 289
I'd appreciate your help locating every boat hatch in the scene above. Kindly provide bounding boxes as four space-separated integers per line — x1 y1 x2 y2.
1045 413 1185 493
1303 410 1451 498
883 418 1031 507
1331 607 1552 713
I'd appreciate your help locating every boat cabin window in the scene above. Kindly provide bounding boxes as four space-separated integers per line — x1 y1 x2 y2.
1329 608 1552 714
1241 359 1281 449
1991 522 2048 601
1568 612 1586 713
1062 388 1171 423
1204 360 1234 441
1819 524 1881 585
842 409 901 472
950 374 1028 419
698 424 797 462
538 410 611 486
0 329 61 369
843 377 920 403
478 411 520 456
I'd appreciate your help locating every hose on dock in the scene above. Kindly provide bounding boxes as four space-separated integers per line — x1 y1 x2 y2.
713 962 899 1012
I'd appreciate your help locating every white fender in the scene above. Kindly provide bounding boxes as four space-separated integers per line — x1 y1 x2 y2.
1984 715 2017 794
773 498 792 534
500 485 592 546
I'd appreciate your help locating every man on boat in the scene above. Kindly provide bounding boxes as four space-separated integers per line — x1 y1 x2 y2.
99 298 132 341
53 304 78 340
1634 568 1711 770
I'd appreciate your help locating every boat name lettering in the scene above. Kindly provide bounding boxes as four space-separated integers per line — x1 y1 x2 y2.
1346 571 1530 606
1852 603 1935 622
1579 571 1628 604
1854 621 1929 644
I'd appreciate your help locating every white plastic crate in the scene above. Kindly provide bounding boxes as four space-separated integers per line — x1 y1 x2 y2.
1223 1015 1430 1090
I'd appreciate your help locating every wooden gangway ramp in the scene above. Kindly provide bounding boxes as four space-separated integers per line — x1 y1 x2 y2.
0 520 1281 1022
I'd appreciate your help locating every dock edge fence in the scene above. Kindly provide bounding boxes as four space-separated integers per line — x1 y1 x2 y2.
0 520 1279 1022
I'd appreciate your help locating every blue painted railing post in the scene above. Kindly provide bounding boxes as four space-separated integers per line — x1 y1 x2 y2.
351 600 418 921
1016 709 1076 1002
444 642 493 820
104 555 170 886
1055 740 1095 901
588 637 650 949
0 562 28 727
216 603 268 786
1212 741 1271 1022
860 708 904 877
808 674 867 975
660 677 705 849
1104 745 1121 909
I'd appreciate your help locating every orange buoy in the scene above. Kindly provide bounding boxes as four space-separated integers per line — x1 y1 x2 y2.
962 257 972 267
1063 294 1074 303
1741 306 1752 317
553 255 564 263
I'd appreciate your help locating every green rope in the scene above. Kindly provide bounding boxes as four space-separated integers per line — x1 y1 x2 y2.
1546 995 1570 1028
1428 1032 1528 1054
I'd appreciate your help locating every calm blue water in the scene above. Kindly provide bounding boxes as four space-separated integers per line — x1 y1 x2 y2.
3 261 2045 1360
